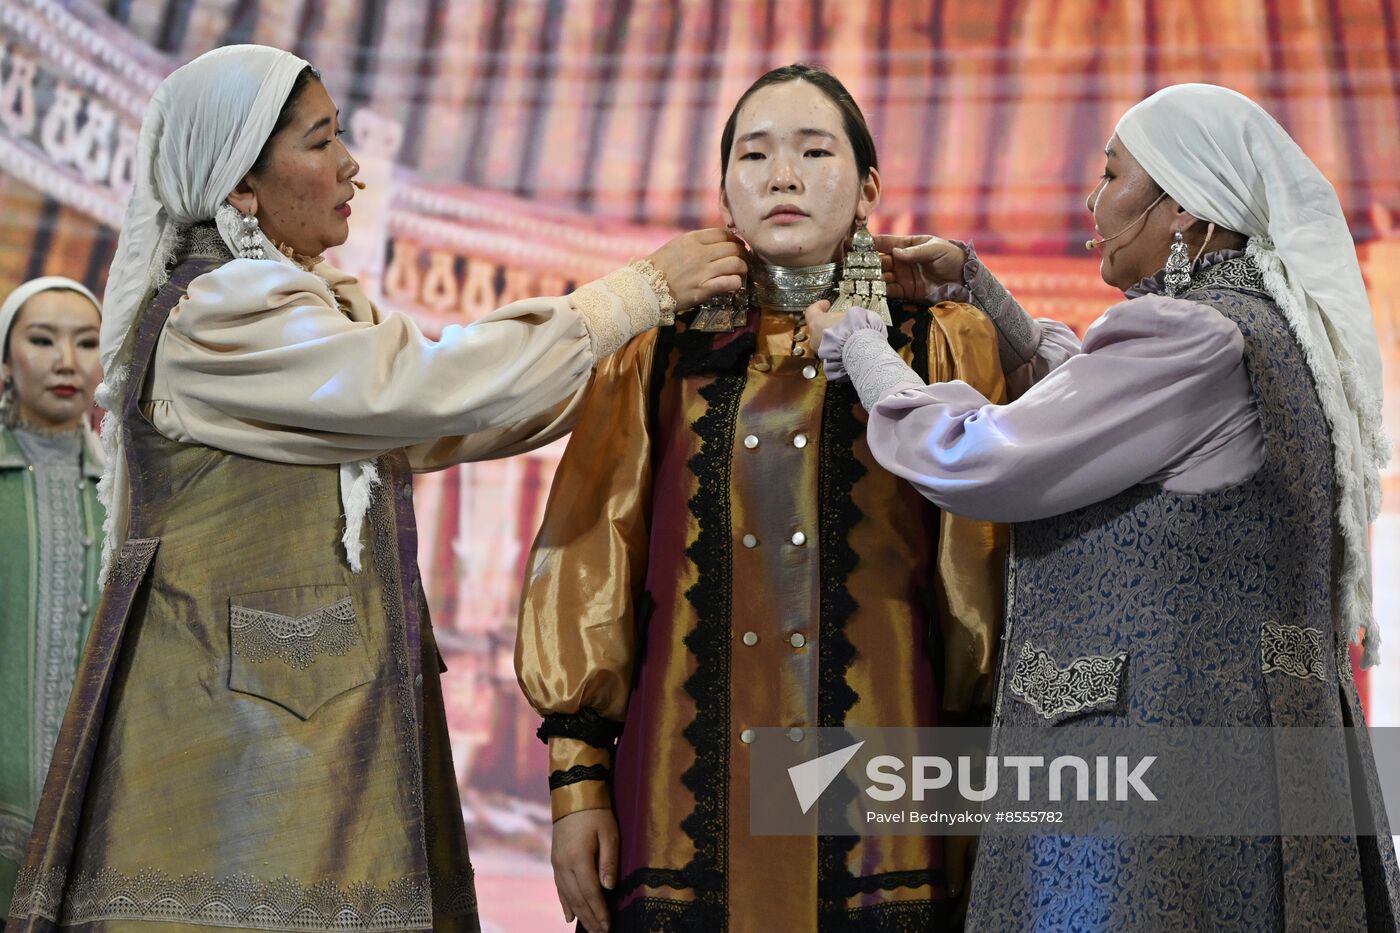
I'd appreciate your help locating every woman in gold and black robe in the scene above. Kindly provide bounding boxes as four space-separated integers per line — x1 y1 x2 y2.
518 64 1007 933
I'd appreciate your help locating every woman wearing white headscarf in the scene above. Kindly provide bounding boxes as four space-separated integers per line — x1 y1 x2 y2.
816 84 1398 928
0 277 104 923
6 44 743 933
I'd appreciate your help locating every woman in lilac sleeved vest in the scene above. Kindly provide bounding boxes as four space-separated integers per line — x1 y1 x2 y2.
819 83 1399 929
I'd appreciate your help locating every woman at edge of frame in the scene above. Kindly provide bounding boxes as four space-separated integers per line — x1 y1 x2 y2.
6 43 744 933
818 82 1400 930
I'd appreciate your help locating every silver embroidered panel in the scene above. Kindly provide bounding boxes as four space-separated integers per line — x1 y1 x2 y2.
230 596 362 669
1009 641 1128 721
109 537 159 586
10 865 436 931
1260 620 1327 681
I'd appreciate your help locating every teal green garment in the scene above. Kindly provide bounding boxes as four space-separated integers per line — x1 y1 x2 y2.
0 424 104 918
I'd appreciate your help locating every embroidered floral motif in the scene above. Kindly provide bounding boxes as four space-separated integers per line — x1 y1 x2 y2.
1188 257 1269 297
1009 642 1128 720
1260 621 1327 681
109 537 159 586
230 597 362 669
10 864 435 930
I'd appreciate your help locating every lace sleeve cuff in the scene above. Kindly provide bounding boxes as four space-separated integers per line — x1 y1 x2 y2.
569 262 671 359
957 241 1042 374
842 328 925 411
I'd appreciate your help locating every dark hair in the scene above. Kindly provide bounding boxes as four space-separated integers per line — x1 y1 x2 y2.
719 63 878 183
249 65 322 176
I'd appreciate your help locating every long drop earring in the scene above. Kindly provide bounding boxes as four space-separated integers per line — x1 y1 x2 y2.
1163 230 1192 298
237 211 266 260
829 217 891 324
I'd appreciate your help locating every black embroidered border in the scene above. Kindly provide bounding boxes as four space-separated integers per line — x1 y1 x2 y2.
815 374 868 928
612 894 690 932
844 896 949 931
614 866 712 900
536 708 624 750
548 764 612 791
844 868 942 897
674 364 748 929
904 302 933 383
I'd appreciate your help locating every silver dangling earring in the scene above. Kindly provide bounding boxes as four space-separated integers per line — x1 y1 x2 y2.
829 217 892 324
237 212 266 260
1163 230 1191 298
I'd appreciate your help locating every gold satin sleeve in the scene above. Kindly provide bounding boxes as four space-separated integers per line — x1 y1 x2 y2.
515 330 658 819
927 301 1009 712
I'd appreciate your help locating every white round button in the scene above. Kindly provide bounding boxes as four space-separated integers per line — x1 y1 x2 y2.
740 729 755 744
802 365 818 380
787 728 805 742
792 434 809 449
789 632 806 648
742 534 758 549
791 531 807 547
793 346 806 357
743 434 759 449
742 631 758 646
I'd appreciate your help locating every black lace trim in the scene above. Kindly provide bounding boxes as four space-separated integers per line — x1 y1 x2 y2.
614 866 711 899
844 868 942 897
548 764 611 790
613 895 690 932
904 302 933 383
536 708 623 750
843 896 949 931
673 365 747 928
815 374 868 926
672 316 758 377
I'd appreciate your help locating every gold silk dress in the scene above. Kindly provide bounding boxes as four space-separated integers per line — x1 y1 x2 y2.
518 264 1008 932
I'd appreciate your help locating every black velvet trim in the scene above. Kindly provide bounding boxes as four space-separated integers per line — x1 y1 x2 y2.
815 376 868 927
673 366 748 928
536 708 623 749
547 764 611 791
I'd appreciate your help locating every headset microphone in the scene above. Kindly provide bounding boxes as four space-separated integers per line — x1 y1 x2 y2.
1085 191 1167 250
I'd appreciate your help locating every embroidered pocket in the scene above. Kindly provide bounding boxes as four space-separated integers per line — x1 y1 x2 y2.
1008 641 1128 724
228 585 373 719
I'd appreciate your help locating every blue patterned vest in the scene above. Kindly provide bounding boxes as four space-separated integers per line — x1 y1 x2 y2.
968 256 1400 931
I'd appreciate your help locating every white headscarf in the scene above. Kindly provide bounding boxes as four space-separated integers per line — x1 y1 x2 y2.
1 276 101 352
96 45 378 581
1117 83 1390 666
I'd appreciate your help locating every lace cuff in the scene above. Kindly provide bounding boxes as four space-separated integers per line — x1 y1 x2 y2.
536 707 624 749
627 258 677 325
842 329 925 411
958 241 1041 374
569 263 668 359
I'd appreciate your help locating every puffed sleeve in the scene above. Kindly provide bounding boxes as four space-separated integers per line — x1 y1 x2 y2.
923 302 1009 712
145 258 668 466
849 294 1259 523
515 330 657 819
